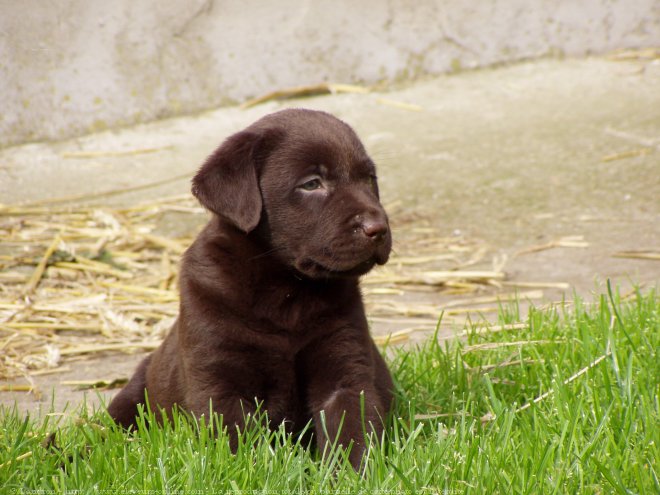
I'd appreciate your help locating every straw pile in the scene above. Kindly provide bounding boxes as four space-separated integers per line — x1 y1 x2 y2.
0 196 507 381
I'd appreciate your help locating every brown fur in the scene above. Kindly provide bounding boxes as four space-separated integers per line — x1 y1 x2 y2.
107 109 394 469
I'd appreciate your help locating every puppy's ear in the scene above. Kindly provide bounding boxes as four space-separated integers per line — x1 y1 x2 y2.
192 130 277 233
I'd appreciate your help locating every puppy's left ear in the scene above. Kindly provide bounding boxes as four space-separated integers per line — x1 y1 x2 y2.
192 129 280 233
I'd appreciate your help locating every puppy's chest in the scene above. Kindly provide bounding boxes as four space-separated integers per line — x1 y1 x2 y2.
251 281 355 336
253 289 324 332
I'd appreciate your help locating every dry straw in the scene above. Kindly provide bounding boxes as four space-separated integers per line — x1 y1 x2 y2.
1 194 518 384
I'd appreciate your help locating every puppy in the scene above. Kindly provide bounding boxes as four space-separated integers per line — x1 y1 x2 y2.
108 108 394 469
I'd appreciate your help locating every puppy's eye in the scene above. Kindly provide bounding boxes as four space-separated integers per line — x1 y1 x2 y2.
300 178 323 191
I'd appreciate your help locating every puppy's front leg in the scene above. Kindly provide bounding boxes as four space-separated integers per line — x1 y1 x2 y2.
184 377 260 451
184 358 264 452
300 331 388 470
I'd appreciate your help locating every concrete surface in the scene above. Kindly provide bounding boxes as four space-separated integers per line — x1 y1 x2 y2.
1 55 659 414
2 0 660 147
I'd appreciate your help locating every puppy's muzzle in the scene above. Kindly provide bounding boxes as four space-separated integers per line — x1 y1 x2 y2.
358 215 389 242
353 211 391 267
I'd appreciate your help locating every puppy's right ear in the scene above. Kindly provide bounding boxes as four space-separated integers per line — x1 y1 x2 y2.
192 130 277 233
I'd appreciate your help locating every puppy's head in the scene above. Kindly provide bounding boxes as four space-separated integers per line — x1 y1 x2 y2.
193 108 391 279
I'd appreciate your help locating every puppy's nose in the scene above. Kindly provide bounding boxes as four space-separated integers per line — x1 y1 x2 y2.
360 217 389 240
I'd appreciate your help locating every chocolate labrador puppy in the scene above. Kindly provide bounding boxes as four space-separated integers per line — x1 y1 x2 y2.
107 108 393 469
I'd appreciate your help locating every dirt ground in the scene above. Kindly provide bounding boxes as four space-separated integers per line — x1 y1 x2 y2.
1 54 659 416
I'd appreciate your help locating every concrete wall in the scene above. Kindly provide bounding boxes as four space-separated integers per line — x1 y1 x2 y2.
1 0 659 148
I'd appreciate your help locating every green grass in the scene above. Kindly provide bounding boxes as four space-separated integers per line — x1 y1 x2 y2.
2 287 658 494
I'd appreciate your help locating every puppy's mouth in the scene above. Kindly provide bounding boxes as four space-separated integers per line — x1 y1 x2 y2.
295 252 388 279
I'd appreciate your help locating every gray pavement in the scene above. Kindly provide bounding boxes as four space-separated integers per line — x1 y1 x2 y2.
1 55 659 414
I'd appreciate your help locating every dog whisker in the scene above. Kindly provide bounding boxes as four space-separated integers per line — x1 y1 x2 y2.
247 246 286 262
